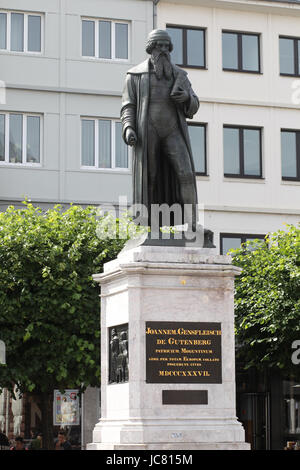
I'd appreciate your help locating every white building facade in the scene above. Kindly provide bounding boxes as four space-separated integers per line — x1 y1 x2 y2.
1 0 299 253
157 0 300 254
1 0 300 449
0 0 154 449
0 0 153 211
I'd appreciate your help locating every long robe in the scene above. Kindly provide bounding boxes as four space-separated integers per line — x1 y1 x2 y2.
121 58 199 222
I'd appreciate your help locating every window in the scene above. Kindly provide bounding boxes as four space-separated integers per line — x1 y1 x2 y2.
220 233 265 255
188 123 207 175
0 113 41 164
166 25 206 68
82 18 129 60
279 36 300 76
281 130 300 180
81 118 129 170
222 31 260 73
223 126 262 178
0 11 42 53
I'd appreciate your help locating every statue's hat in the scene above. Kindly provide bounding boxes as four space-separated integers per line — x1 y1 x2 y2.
146 29 173 53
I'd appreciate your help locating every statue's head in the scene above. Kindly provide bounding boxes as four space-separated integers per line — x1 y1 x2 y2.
120 331 127 341
146 29 173 55
146 30 174 79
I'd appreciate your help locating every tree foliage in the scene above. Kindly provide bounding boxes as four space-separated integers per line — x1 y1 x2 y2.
0 202 126 395
232 223 300 374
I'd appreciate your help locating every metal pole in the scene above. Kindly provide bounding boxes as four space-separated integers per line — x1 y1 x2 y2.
5 389 9 437
81 392 84 450
153 0 161 29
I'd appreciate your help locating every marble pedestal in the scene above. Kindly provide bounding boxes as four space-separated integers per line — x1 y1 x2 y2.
87 245 250 450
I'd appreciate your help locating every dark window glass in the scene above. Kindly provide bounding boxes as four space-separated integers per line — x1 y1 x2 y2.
0 13 7 49
243 129 261 176
99 21 111 59
220 234 265 255
9 114 23 163
115 121 128 168
279 38 295 75
221 237 242 255
166 25 205 68
28 15 41 52
298 40 300 77
81 120 95 166
281 130 299 179
222 33 238 70
98 119 111 168
222 31 260 73
27 116 40 163
82 20 95 56
278 36 300 76
11 13 24 52
167 27 183 65
242 34 259 71
115 23 128 59
0 114 5 161
188 124 206 174
187 29 204 67
224 126 262 178
224 128 240 175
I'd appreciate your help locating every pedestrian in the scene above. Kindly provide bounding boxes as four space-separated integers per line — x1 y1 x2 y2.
10 436 27 450
28 431 42 450
54 431 72 450
0 431 9 449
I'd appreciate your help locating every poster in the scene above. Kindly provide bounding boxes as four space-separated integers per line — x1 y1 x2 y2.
53 389 80 426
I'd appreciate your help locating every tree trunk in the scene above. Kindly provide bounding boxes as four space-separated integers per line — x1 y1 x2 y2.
40 392 54 450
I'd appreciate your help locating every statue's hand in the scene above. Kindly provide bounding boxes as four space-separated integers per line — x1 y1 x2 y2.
125 128 137 147
171 88 189 104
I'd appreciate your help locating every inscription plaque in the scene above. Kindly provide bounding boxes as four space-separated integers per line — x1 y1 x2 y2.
162 390 208 405
146 321 222 383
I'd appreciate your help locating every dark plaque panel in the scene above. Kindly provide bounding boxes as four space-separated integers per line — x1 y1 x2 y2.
162 390 208 405
108 324 129 384
146 321 222 383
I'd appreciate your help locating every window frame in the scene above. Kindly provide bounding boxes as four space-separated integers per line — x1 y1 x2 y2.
279 35 300 77
222 30 261 74
80 117 131 172
166 24 206 69
223 125 263 179
281 128 300 181
0 10 43 54
0 112 42 166
187 122 207 176
81 17 130 62
220 233 266 255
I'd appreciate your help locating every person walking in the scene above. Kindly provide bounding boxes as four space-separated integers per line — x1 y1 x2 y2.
10 436 27 450
0 431 9 450
28 431 42 450
54 431 72 450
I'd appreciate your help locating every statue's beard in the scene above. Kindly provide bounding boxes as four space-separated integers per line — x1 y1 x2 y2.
151 50 173 80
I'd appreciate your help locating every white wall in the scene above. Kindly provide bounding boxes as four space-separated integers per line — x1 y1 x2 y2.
158 0 300 251
0 0 153 205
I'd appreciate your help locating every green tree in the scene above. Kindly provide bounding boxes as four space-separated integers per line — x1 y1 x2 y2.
0 202 126 448
232 224 300 376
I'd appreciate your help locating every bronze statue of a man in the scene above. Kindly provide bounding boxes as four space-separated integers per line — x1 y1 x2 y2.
121 29 199 230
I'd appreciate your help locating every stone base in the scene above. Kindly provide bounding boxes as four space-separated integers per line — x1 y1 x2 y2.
87 442 250 450
88 245 250 451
